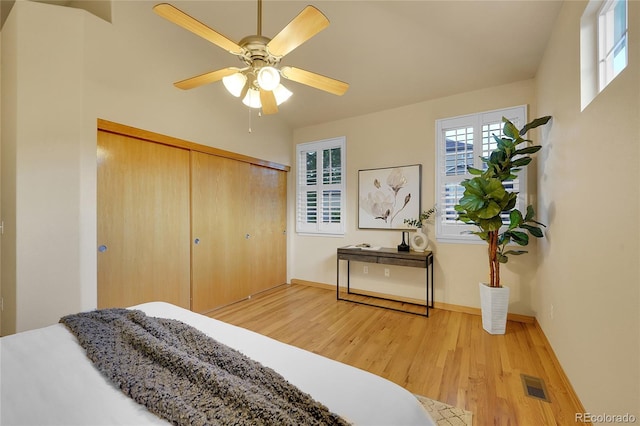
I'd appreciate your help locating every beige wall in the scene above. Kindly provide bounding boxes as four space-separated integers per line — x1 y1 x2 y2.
535 0 639 417
291 79 542 315
1 1 292 333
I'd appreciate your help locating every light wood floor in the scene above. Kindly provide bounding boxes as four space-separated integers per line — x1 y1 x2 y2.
209 284 587 425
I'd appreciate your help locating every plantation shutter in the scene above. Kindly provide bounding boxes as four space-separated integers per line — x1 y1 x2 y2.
435 106 527 242
296 137 346 235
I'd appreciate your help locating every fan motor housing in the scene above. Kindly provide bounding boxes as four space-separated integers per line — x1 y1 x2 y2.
238 35 281 68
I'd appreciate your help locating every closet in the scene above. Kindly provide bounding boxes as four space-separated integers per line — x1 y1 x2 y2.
97 120 288 313
97 130 191 309
191 153 287 312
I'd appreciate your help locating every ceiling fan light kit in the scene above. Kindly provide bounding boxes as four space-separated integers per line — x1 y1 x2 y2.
242 88 262 109
153 1 349 116
222 73 247 97
273 84 293 104
257 67 280 91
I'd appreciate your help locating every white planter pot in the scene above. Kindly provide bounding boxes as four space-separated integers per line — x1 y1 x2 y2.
409 228 429 252
479 282 510 334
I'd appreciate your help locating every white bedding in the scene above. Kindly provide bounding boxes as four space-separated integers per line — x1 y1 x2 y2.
0 302 435 425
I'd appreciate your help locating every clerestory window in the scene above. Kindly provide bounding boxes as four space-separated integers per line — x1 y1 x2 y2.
598 0 628 90
581 0 628 109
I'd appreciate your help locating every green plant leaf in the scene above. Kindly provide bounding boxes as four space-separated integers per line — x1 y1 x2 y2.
519 116 552 135
511 157 532 167
503 249 528 256
457 215 473 224
495 137 514 153
484 178 508 199
477 200 502 219
514 145 542 155
525 205 535 221
461 177 484 195
460 186 481 200
471 230 490 241
530 219 546 227
509 210 523 229
510 231 529 245
479 216 504 231
467 166 483 175
490 150 507 165
503 193 518 211
498 253 509 263
458 194 486 212
502 118 519 139
521 224 544 238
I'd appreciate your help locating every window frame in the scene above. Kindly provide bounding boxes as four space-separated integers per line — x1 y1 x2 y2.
296 136 346 236
435 105 528 243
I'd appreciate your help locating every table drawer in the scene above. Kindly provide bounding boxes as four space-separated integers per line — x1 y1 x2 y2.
338 253 377 263
383 257 426 268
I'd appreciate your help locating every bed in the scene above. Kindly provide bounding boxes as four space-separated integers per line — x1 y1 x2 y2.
1 301 435 425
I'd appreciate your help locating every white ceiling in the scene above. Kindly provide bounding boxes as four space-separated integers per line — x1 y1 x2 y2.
31 0 565 129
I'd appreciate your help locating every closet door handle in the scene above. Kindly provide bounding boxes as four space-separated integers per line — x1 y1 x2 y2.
245 233 250 239
98 245 108 253
194 238 201 245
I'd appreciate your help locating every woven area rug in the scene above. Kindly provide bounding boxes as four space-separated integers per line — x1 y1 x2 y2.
415 394 473 426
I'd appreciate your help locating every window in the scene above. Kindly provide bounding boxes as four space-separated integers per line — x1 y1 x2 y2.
296 137 346 235
435 106 527 242
598 0 627 90
581 0 628 109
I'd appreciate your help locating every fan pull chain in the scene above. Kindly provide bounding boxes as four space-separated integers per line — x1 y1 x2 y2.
247 108 263 133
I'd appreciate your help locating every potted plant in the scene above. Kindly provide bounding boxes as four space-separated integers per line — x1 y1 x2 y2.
404 207 436 252
454 115 551 334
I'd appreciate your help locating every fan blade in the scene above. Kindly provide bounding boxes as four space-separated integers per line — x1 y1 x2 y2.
267 6 329 57
174 67 239 90
280 66 349 96
153 3 243 55
260 90 278 115
239 80 251 101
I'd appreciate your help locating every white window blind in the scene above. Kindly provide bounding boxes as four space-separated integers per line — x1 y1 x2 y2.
435 106 527 242
296 137 346 235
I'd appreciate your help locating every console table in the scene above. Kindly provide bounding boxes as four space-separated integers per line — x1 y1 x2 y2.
336 246 434 317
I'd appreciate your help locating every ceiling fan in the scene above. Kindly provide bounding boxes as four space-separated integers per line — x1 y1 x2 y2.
153 1 349 115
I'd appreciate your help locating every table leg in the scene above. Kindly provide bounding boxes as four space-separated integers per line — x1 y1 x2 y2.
336 257 340 300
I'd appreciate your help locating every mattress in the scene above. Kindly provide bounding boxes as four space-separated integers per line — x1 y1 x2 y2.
0 301 434 425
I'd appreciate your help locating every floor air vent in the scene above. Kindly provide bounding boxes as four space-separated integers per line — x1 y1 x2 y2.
521 374 551 402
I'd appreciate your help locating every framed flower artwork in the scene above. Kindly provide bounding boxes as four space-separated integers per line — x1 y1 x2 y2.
358 164 421 229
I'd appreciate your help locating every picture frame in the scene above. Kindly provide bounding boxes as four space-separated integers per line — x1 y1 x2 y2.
358 164 421 230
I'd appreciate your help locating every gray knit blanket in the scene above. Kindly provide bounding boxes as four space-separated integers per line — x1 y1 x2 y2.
60 309 350 426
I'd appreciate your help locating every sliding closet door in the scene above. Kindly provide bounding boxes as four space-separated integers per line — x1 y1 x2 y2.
97 131 191 309
191 152 251 313
248 165 287 294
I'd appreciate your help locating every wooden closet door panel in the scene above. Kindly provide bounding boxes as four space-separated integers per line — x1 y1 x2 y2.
97 131 191 309
191 152 250 313
248 165 287 294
